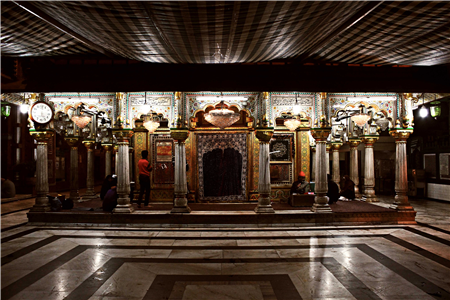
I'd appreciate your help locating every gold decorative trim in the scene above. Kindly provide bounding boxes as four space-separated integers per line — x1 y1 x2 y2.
348 138 362 148
82 140 95 149
310 127 331 141
112 128 134 141
64 137 79 147
331 142 343 150
362 136 379 145
170 128 190 142
29 129 54 142
255 128 274 143
389 128 413 141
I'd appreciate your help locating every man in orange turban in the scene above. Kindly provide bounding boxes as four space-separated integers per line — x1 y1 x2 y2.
290 171 310 195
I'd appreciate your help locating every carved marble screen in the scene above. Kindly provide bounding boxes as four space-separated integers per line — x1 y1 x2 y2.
198 133 247 201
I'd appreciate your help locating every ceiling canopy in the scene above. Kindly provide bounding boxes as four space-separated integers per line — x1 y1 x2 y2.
2 1 450 66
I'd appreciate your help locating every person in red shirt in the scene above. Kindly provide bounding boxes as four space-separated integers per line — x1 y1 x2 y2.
137 150 153 208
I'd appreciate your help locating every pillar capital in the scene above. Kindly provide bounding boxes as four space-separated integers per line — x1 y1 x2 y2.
331 142 343 151
389 128 413 141
102 143 113 151
29 129 54 143
326 143 332 152
348 138 361 148
255 127 274 144
82 140 95 149
310 127 331 141
362 135 379 146
64 136 79 147
112 128 134 142
170 128 190 143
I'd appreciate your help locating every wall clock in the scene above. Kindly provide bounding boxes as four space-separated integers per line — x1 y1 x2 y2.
30 101 54 125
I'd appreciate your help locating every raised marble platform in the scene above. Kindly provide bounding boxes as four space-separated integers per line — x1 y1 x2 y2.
27 208 416 227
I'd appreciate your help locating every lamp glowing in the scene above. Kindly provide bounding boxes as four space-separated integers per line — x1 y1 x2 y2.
20 103 29 114
419 106 428 118
284 118 301 131
204 101 240 129
71 114 91 128
143 114 160 133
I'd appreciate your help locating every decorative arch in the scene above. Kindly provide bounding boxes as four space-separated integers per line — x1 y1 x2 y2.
190 101 253 129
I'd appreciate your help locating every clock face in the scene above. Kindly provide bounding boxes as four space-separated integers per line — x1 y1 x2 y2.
30 102 54 124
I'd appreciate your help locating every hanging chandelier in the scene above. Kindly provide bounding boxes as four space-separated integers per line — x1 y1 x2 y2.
284 118 301 131
351 113 371 127
71 113 91 129
143 114 160 133
204 101 240 129
284 93 301 131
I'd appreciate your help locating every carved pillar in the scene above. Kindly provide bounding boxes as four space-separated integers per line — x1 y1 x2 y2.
348 138 361 197
114 144 119 175
255 128 275 213
311 146 316 182
102 144 113 177
331 142 342 184
362 136 379 201
29 130 54 212
310 127 332 212
326 143 331 175
112 128 134 213
82 140 97 201
170 128 191 213
65 137 80 201
129 146 134 182
390 129 415 212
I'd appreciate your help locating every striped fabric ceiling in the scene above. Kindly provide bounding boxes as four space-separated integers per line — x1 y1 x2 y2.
2 1 450 66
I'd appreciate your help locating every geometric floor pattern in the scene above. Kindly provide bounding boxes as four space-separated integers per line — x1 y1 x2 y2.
2 225 450 300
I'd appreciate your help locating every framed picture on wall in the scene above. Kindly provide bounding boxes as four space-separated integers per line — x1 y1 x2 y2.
269 135 294 162
155 140 173 162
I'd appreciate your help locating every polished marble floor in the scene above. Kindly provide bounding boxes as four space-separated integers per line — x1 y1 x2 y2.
1 195 450 300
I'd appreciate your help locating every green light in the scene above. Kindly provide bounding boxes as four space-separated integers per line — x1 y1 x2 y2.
430 101 441 118
1 105 11 117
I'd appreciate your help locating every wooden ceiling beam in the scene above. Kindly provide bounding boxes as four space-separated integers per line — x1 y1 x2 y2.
2 63 449 93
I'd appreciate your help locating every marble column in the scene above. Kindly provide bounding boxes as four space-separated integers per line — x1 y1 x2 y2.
326 143 331 175
102 144 113 176
331 142 342 184
112 128 134 213
129 146 134 182
311 146 316 182
81 140 97 201
362 136 379 202
65 137 80 201
255 128 275 213
114 144 119 175
390 129 415 212
348 138 361 197
311 127 332 212
170 129 191 213
30 130 54 212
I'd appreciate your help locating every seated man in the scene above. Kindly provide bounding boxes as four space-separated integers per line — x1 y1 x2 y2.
339 175 356 201
102 178 118 212
1 177 16 198
290 171 310 195
327 174 340 204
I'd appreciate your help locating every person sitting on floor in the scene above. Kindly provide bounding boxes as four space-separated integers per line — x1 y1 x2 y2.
327 174 340 204
290 171 310 195
102 177 118 212
1 177 16 198
339 175 355 201
100 175 114 201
